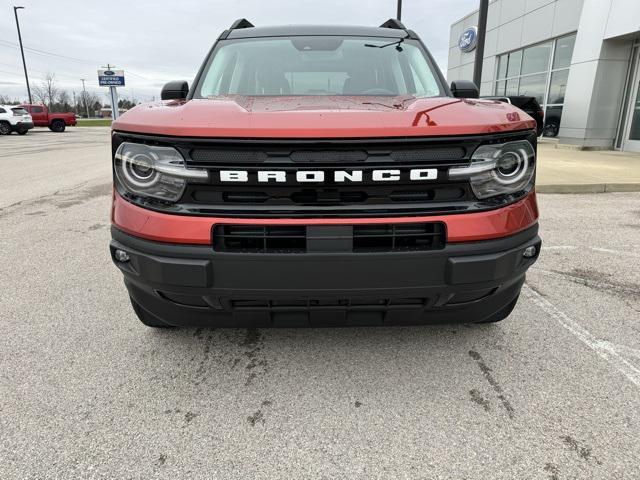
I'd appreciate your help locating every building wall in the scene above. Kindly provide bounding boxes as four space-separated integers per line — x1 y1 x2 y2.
447 0 584 95
448 0 640 149
559 0 637 147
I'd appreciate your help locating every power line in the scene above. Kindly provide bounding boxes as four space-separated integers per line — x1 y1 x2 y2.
0 62 91 82
0 38 157 81
0 38 101 65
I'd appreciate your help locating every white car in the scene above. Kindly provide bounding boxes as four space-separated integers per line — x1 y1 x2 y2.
0 105 34 135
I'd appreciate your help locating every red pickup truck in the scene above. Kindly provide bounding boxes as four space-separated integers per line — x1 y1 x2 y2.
19 104 76 132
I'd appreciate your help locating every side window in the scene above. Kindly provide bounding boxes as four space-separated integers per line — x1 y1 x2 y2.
405 48 440 97
201 48 239 96
32 106 44 113
0 108 6 114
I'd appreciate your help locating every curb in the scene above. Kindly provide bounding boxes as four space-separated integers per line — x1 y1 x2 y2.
537 183 640 194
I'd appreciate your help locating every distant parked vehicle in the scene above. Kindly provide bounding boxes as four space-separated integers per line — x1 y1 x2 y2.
482 96 544 136
541 109 562 138
19 104 77 132
0 105 34 135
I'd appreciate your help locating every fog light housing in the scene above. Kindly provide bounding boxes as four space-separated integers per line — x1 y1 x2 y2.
114 249 130 262
523 246 537 258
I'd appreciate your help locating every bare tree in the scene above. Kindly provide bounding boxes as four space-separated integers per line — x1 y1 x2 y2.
0 95 21 105
33 72 59 110
77 90 100 117
56 90 72 113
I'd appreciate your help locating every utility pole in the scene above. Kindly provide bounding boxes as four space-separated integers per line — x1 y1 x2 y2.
81 79 90 118
13 6 32 103
396 0 402 21
101 63 120 120
473 0 489 89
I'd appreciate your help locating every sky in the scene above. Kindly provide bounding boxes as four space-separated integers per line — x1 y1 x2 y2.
0 0 478 104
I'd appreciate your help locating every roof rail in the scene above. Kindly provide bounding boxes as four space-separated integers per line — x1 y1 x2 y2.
379 19 406 30
229 18 254 30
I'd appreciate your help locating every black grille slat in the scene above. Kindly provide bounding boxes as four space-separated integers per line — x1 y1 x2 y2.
389 148 465 162
190 146 465 164
188 185 468 208
190 149 270 163
214 225 307 253
213 222 445 253
290 150 368 163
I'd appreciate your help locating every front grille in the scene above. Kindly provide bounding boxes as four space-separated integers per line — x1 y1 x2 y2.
113 131 537 218
213 222 446 253
181 137 479 217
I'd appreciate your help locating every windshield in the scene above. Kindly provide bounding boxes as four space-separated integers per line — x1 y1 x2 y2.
195 36 444 98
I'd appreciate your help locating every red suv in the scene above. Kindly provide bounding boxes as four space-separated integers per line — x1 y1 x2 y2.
110 19 541 328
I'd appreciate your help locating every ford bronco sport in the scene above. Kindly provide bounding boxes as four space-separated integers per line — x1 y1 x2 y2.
110 19 541 328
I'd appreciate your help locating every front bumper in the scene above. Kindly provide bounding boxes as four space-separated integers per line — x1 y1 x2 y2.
110 224 541 327
12 121 34 131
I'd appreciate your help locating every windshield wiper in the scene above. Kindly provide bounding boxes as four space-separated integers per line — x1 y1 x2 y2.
364 36 407 52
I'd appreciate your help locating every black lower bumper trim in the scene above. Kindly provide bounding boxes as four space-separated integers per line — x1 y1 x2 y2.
110 224 540 327
12 122 34 131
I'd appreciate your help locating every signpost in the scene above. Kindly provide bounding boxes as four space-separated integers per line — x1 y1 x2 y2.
98 67 124 120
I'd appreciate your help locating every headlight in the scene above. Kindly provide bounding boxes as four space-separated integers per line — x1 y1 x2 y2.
448 140 535 199
114 142 207 202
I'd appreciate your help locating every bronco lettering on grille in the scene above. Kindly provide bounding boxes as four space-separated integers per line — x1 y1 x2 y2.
217 169 438 183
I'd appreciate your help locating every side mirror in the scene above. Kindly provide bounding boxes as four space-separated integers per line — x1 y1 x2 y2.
161 81 189 100
450 80 479 99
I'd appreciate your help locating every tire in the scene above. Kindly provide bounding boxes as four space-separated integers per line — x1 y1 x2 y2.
130 297 175 329
0 121 11 135
17 129 28 135
475 295 520 324
49 119 66 132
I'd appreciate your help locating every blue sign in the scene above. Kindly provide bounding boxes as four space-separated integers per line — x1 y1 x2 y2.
458 27 478 53
98 69 125 87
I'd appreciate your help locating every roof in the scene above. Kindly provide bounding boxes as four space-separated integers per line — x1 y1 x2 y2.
226 25 409 40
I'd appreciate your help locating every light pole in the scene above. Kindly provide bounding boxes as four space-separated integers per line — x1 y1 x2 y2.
397 0 402 21
13 6 32 104
473 0 489 88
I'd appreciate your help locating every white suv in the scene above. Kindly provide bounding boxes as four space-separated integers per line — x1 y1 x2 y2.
0 105 34 135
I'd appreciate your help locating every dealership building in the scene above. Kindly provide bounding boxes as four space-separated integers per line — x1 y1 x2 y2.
447 0 640 151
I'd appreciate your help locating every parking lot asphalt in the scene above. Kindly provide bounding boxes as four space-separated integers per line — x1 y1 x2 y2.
1 129 639 479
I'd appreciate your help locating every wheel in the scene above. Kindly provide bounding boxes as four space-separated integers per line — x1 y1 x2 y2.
475 295 520 324
49 119 66 132
0 121 11 135
17 129 28 135
130 297 175 328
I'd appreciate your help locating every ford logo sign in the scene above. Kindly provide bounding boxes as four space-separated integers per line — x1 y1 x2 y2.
104 70 115 75
458 26 478 53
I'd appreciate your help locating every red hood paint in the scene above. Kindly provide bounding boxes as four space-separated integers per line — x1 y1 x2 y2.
112 96 536 138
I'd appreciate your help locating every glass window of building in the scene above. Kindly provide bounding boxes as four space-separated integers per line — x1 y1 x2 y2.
521 43 552 75
553 35 576 70
507 51 522 78
493 33 576 137
518 74 547 104
548 69 569 104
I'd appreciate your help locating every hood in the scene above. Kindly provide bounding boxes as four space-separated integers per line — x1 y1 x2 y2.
112 95 536 138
